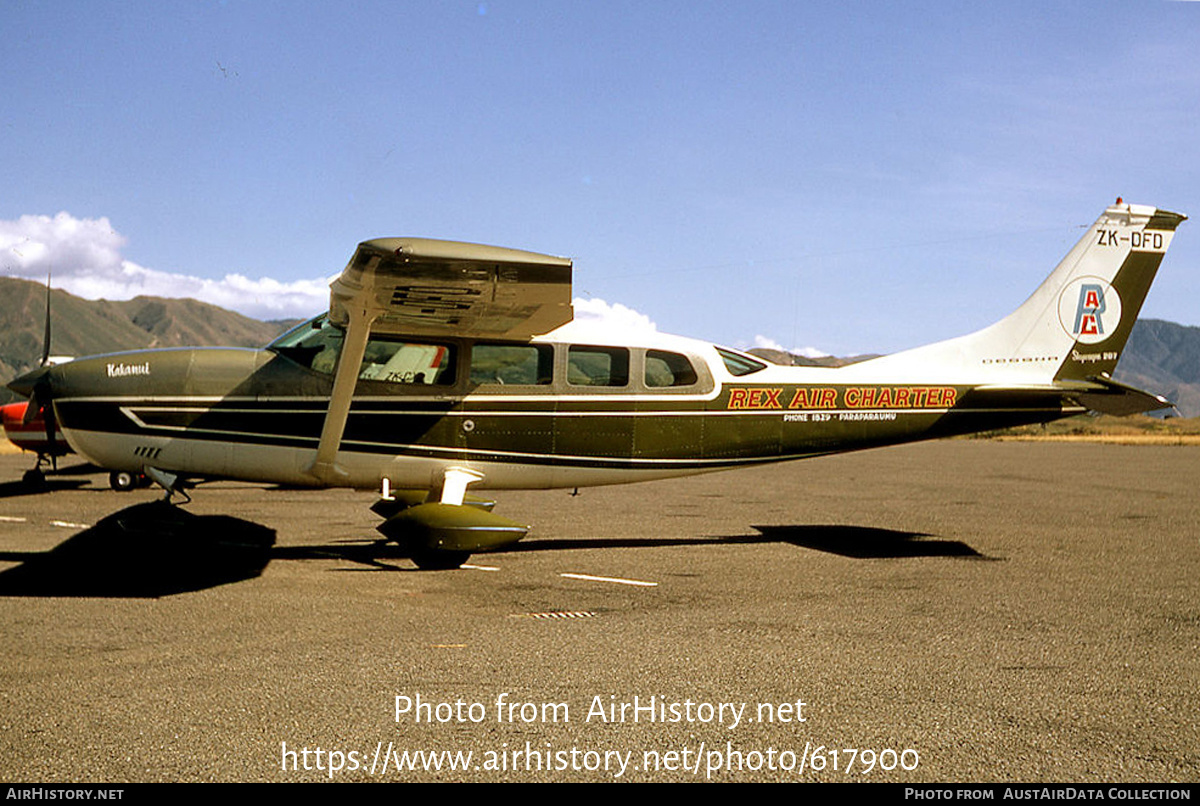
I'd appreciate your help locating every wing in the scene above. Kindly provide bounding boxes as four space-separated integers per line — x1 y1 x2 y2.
309 237 573 485
328 237 573 340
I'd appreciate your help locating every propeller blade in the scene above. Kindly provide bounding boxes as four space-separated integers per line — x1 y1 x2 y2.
41 272 52 367
21 391 40 425
42 393 58 455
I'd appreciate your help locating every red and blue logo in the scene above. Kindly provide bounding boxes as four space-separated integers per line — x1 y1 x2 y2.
1058 277 1121 345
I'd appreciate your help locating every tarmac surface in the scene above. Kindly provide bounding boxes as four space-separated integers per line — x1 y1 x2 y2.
0 441 1196 783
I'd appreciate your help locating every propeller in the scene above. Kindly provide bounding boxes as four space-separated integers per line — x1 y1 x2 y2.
20 276 59 465
41 269 51 367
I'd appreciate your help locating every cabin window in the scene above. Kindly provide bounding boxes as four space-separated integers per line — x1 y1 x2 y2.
645 350 698 388
716 347 767 377
567 345 629 387
471 344 553 385
359 338 455 385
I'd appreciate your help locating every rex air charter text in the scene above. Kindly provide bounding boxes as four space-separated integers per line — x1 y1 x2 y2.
726 386 958 411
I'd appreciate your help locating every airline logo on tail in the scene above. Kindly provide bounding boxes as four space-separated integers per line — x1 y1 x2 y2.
1074 284 1107 336
1058 276 1121 345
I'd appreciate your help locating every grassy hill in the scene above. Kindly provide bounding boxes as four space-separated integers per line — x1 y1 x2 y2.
967 413 1200 443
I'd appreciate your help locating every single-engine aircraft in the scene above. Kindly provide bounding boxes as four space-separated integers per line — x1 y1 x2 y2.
7 200 1186 568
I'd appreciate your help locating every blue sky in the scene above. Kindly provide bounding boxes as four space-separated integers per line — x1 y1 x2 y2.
3 1 1198 356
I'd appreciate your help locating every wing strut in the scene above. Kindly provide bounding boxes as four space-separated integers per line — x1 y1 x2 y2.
307 303 376 485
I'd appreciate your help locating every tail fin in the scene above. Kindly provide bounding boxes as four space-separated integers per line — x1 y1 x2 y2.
1049 202 1186 380
853 201 1186 384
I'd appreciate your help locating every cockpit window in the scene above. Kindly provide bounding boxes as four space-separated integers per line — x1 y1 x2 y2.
716 347 767 377
270 315 455 385
269 315 343 374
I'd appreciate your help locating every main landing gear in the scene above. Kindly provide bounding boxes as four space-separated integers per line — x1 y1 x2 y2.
108 470 151 491
372 469 528 570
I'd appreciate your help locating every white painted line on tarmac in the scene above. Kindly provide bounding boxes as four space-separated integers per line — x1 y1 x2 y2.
461 564 500 572
560 572 657 587
0 516 28 523
50 520 90 529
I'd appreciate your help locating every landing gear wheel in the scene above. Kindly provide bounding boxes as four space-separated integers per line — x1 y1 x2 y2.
109 470 138 491
409 548 471 570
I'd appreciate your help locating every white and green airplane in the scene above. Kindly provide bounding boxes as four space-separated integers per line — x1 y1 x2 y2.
9 200 1186 568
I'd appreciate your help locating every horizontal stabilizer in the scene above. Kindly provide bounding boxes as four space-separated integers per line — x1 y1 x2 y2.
1065 375 1172 416
980 376 1172 417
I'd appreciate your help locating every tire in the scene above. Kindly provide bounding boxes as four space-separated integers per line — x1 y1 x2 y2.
109 471 138 492
409 548 471 570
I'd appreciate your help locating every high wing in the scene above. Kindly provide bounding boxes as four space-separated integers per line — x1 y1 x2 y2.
328 237 573 340
310 237 574 486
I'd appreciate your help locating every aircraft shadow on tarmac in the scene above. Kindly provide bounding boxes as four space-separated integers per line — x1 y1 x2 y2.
481 525 989 561
0 500 275 597
0 515 990 597
748 524 990 559
254 524 993 573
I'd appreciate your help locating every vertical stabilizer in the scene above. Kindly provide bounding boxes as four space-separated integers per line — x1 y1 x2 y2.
1050 203 1186 380
847 201 1186 384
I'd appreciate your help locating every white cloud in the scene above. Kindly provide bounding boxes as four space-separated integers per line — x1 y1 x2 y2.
0 214 670 337
752 334 827 358
571 297 658 333
550 296 660 342
0 212 330 320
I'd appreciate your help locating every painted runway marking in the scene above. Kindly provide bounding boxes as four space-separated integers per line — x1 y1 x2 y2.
560 572 657 587
50 520 90 529
512 611 597 620
461 564 499 572
0 516 28 523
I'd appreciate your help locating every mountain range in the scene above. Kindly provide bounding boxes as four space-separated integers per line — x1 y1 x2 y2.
0 277 297 403
1 276 1197 416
